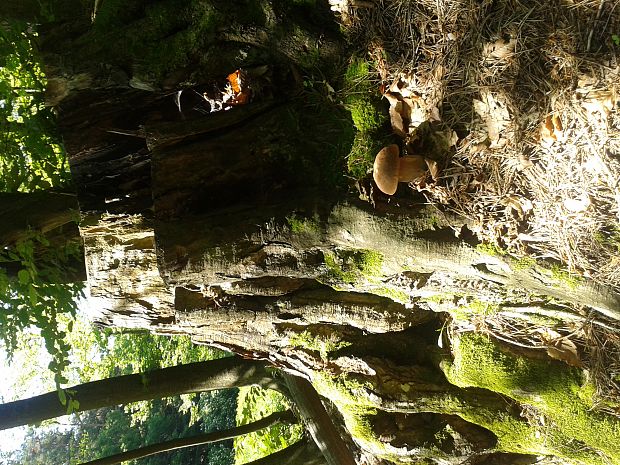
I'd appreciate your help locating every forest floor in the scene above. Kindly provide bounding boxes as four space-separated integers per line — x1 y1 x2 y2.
332 0 620 411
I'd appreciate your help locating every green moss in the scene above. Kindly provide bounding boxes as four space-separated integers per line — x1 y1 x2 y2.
594 225 620 253
346 132 382 179
90 0 223 82
511 256 537 271
354 249 384 275
324 249 384 283
311 373 387 454
476 243 507 257
341 58 388 178
286 214 321 235
289 330 351 360
449 298 499 322
443 333 620 464
346 97 387 133
369 287 410 303
548 264 581 290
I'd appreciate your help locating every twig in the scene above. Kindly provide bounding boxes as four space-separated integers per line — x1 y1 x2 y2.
586 0 606 52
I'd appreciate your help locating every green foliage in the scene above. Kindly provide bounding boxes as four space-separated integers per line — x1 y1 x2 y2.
0 20 79 386
234 386 303 464
0 231 83 386
7 324 238 465
0 21 70 192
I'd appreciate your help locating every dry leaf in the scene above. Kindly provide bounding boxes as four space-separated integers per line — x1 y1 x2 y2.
473 91 511 145
385 93 407 136
482 38 516 61
425 158 440 181
500 195 533 219
546 342 582 367
224 69 250 106
227 70 243 93
576 88 616 117
540 329 582 367
540 114 564 144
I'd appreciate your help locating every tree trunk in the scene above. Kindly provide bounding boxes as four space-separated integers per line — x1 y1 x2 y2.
0 192 78 246
80 409 296 465
0 191 86 282
0 358 279 430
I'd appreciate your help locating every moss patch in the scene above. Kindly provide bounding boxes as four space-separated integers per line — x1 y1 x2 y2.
311 372 398 460
346 131 387 179
324 248 384 284
443 333 620 464
286 214 321 235
289 330 351 360
342 58 389 180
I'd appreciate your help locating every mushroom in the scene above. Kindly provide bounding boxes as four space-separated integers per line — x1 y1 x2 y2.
372 144 426 195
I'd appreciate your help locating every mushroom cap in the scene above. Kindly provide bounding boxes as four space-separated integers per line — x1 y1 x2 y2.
373 144 400 195
398 155 426 182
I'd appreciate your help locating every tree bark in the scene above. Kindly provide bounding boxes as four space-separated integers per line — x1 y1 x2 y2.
246 439 327 465
0 358 279 431
283 374 356 465
0 192 78 246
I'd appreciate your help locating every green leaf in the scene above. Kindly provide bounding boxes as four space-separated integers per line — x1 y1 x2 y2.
18 269 30 284
67 399 80 414
58 388 67 406
28 284 38 306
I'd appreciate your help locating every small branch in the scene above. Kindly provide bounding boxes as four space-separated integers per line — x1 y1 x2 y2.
586 0 606 52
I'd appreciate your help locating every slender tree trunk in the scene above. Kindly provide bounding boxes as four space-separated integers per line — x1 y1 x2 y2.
0 358 279 431
80 410 296 465
246 440 327 465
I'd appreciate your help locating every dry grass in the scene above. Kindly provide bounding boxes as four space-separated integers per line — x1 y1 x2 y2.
332 0 620 404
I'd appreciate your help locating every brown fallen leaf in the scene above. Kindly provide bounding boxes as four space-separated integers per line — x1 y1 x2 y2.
540 114 564 144
500 195 533 220
384 93 406 136
483 37 516 61
424 158 440 181
540 329 582 367
473 91 511 146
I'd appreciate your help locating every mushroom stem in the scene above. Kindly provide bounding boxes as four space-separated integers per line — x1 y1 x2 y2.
398 155 426 182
